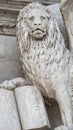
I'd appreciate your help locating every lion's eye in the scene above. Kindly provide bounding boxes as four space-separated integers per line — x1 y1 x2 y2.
28 16 34 21
47 15 51 20
41 16 46 20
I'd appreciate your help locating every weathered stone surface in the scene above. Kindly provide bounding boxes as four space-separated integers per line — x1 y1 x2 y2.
15 86 50 130
0 35 22 83
0 1 73 130
47 4 69 48
0 35 19 61
17 2 73 130
60 0 73 113
0 89 21 130
60 0 73 51
0 61 22 82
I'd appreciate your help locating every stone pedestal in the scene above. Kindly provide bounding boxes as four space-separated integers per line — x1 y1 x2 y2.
15 86 50 130
0 89 21 130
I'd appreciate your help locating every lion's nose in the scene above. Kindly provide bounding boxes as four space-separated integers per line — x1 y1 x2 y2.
34 19 41 26
34 23 41 26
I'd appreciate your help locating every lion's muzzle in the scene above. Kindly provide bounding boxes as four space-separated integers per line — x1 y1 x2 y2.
30 28 46 39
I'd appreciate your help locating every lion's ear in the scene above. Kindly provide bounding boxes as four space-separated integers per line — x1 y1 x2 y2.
45 7 50 14
17 9 23 22
45 7 54 19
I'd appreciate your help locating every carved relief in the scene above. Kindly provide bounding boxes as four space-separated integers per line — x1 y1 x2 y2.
0 0 60 36
60 0 73 51
0 2 73 130
0 22 16 35
16 2 73 130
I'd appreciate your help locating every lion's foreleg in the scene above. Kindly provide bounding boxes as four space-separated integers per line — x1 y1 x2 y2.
55 84 73 129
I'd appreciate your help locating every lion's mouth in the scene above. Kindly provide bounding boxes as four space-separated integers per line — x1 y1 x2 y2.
30 28 46 38
32 28 44 33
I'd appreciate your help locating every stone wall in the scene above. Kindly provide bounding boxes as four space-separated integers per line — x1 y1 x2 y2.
0 35 22 83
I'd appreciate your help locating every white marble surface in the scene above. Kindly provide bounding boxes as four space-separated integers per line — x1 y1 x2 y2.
15 86 50 130
0 89 21 130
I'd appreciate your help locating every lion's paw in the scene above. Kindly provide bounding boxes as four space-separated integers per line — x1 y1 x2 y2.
0 77 26 90
54 126 68 130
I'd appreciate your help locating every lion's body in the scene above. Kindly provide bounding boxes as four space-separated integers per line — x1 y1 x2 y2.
23 32 70 97
17 2 73 130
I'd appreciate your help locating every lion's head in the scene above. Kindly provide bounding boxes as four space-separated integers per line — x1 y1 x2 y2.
17 2 60 52
25 7 48 39
17 2 70 70
17 2 50 38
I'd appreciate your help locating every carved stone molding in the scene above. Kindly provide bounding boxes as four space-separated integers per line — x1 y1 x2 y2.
0 21 16 36
0 0 60 36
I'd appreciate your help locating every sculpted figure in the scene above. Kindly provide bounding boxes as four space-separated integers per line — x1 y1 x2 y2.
60 0 73 51
16 2 73 130
0 2 73 130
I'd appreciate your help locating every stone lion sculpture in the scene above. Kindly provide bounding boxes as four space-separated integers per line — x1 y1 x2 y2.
16 2 73 130
0 2 73 130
